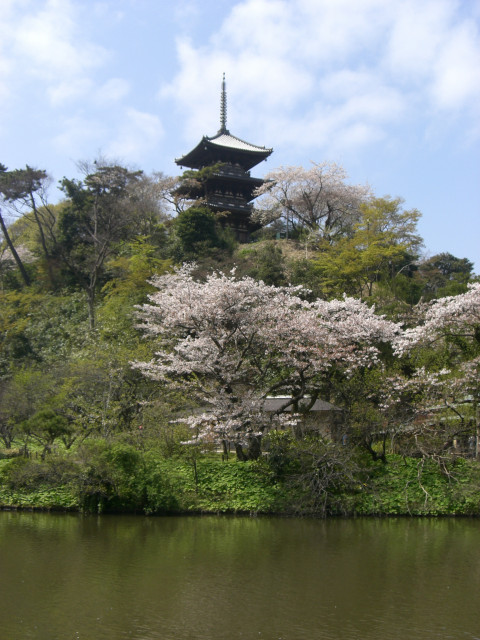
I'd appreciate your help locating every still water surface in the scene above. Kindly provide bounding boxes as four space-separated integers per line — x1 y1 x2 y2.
0 512 479 640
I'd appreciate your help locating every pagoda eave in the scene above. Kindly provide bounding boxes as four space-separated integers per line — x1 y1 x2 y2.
176 137 272 171
210 173 264 188
206 198 253 215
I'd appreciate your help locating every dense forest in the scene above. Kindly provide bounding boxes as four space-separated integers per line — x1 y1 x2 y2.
0 160 479 516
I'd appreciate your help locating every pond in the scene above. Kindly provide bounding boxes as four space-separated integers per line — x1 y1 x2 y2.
0 512 479 639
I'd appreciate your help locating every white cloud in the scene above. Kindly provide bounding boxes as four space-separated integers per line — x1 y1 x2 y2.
48 78 94 106
0 0 20 106
53 115 107 157
385 0 453 79
173 0 202 32
162 0 480 154
13 0 108 82
105 109 164 161
431 20 480 110
1 0 129 114
384 0 480 118
215 0 295 60
94 78 131 106
0 57 12 105
318 70 406 121
53 107 164 167
0 0 145 164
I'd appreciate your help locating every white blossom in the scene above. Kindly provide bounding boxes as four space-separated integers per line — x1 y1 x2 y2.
133 265 398 453
394 283 480 355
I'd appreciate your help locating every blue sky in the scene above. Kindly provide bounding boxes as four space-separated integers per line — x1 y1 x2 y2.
1 0 479 269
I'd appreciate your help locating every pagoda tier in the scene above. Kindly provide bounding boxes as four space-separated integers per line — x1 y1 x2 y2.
175 76 272 241
176 163 264 211
176 131 272 171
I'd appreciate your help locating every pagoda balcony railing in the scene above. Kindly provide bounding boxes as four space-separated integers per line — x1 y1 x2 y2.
213 164 251 178
206 196 252 211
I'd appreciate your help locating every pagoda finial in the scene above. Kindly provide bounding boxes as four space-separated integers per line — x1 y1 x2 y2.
220 73 228 134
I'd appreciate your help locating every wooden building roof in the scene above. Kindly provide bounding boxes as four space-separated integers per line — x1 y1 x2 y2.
175 131 272 171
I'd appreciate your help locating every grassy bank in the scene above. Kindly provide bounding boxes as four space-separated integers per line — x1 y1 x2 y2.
1 441 479 516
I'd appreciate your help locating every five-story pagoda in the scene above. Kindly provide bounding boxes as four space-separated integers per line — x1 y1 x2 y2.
175 75 272 242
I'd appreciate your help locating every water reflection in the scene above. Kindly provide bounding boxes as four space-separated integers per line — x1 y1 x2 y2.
0 513 479 639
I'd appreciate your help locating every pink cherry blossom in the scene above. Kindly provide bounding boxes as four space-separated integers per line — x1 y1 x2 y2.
133 265 399 456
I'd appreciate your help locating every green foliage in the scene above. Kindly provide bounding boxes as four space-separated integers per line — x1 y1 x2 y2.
331 367 390 461
0 165 52 287
308 197 422 300
0 289 94 376
238 241 287 286
287 257 325 300
351 455 480 516
175 163 225 208
23 409 73 457
1 444 479 516
264 432 366 516
264 431 302 478
415 252 475 301
194 458 285 513
70 441 178 514
99 239 171 345
68 443 285 515
172 206 231 259
0 455 76 490
103 238 170 300
136 393 197 457
23 292 90 365
55 163 165 328
69 441 139 513
1 155 479 520
0 368 60 442
0 483 79 510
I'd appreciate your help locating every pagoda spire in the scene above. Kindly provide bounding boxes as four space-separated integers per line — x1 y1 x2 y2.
219 73 228 134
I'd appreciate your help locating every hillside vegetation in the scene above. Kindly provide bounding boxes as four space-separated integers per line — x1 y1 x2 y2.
1 160 479 516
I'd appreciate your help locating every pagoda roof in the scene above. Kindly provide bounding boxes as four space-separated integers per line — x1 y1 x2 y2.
209 131 272 154
176 130 272 171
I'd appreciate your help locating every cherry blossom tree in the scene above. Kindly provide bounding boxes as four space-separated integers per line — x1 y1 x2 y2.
394 283 480 358
253 162 370 241
392 284 480 457
133 265 399 459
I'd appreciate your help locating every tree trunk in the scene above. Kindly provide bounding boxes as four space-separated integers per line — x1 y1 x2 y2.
87 288 96 330
234 442 248 461
222 439 229 460
247 434 262 460
29 195 56 286
0 428 13 449
0 210 30 285
235 436 262 461
29 194 50 260
475 402 480 459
